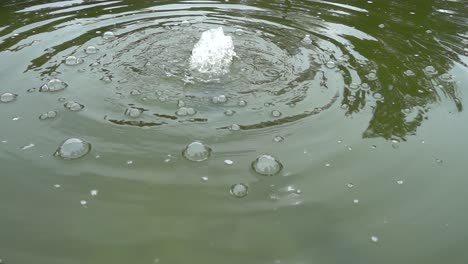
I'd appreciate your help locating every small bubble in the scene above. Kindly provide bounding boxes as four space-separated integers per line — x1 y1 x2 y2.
341 104 349 110
177 100 185 107
90 190 98 196
53 184 61 188
54 138 91 160
378 24 385 28
126 160 133 165
348 83 360 91
224 109 236 116
366 71 378 81
302 34 312 45
224 159 234 165
65 55 83 66
404 70 415 77
353 199 359 204
64 101 84 111
423 66 438 76
337 139 343 144
182 141 212 162
125 108 142 118
439 73 454 82
101 76 112 83
180 20 191 27
347 95 356 102
371 145 377 149
230 124 240 131
271 110 282 118
201 176 208 182
85 46 98 54
40 79 68 92
325 163 331 167
370 236 379 243
80 200 87 206
326 61 336 69
435 158 443 164
397 180 404 185
230 183 249 198
102 31 115 40
347 146 353 151
0 92 18 103
237 100 247 107
39 110 58 120
347 183 354 188
372 92 384 101
273 136 284 143
251 154 283 176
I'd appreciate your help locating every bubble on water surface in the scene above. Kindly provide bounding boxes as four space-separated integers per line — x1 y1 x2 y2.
85 46 98 54
39 110 58 120
224 159 234 165
64 101 84 111
439 73 455 82
224 109 236 116
0 92 17 103
271 110 282 117
378 24 385 28
235 28 244 36
212 95 227 104
366 71 378 81
125 108 142 118
397 180 404 185
348 83 360 91
360 83 370 90
423 65 438 76
102 31 115 40
273 136 284 143
252 154 283 176
40 79 68 92
180 20 191 27
176 107 196 116
302 34 312 45
404 70 415 77
182 141 212 162
353 199 359 204
347 183 354 188
230 183 248 198
65 55 83 66
80 200 87 206
90 190 98 196
201 176 208 182
230 124 240 131
237 100 247 107
371 236 379 242
54 138 91 160
326 61 336 69
20 143 35 150
372 92 384 101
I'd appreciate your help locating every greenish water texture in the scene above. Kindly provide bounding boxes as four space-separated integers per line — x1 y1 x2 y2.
1 0 468 263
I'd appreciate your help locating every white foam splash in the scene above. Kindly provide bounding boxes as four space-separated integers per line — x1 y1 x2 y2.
190 27 236 74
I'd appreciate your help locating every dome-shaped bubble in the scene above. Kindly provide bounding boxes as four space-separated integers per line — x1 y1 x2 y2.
65 55 82 66
64 101 84 111
230 183 249 198
40 79 68 92
0 92 17 103
85 46 98 54
251 154 283 176
54 138 91 160
125 108 142 118
102 31 115 40
182 141 212 162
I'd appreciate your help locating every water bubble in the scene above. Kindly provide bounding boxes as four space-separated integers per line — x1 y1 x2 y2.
64 101 84 111
39 110 58 120
435 158 443 164
53 184 61 188
102 31 115 40
325 163 331 167
217 95 227 103
54 138 91 160
353 199 359 204
348 83 360 91
0 92 17 103
371 236 379 243
423 65 438 76
404 70 415 77
372 92 384 101
85 46 98 54
273 136 284 143
302 34 312 45
237 100 247 107
347 95 356 102
366 71 378 81
271 110 282 118
224 109 236 116
397 180 404 185
182 141 212 162
347 183 354 188
378 24 385 28
360 83 370 90
177 100 186 107
224 159 234 165
341 104 349 110
130 89 141 96
251 154 283 176
235 29 244 36
180 20 191 27
230 183 248 198
12 116 21 121
90 190 98 196
125 108 142 118
126 160 133 165
101 76 112 83
65 55 82 66
40 78 68 92
80 200 87 206
230 124 240 131
201 176 209 182
20 143 35 150
439 73 454 82
325 61 336 69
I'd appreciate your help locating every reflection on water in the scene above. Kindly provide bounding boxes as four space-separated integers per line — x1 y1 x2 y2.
1 0 468 263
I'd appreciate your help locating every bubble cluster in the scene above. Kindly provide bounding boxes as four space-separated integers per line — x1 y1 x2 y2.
64 101 84 111
176 107 196 116
39 110 58 120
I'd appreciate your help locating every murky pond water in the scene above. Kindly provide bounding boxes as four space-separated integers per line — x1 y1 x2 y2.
1 0 468 263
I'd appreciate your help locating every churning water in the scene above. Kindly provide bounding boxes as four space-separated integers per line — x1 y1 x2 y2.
0 0 468 263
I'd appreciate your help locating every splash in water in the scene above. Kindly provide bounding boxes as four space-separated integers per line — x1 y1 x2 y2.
190 27 236 74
